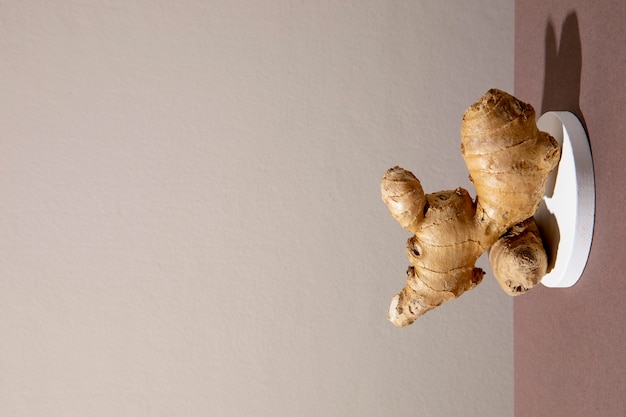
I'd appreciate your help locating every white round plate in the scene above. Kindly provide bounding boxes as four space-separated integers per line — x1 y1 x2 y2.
534 111 594 288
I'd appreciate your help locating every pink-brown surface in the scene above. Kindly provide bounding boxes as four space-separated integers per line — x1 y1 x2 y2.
515 1 626 416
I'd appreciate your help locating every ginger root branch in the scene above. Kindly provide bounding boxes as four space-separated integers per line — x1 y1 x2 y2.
382 89 560 326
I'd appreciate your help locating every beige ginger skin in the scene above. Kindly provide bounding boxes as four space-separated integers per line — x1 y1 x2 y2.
381 89 560 327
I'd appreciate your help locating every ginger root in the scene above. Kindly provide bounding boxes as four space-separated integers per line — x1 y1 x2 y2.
488 218 547 296
382 89 560 327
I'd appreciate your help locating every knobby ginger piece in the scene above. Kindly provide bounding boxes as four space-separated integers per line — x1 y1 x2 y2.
489 218 547 296
382 89 560 327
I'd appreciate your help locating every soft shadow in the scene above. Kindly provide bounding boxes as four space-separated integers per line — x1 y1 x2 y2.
538 11 586 272
534 206 559 273
542 12 586 130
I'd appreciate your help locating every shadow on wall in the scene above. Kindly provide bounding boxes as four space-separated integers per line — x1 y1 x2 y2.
537 11 587 272
542 11 586 131
538 11 595 273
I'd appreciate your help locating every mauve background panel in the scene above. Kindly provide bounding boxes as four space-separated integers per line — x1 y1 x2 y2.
514 1 626 416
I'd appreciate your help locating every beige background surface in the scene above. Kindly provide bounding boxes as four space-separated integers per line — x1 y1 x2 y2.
1 1 514 415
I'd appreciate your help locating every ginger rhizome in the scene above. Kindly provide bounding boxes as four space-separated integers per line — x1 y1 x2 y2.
381 89 560 327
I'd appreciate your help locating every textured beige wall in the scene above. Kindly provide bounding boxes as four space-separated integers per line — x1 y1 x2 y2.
0 1 513 415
